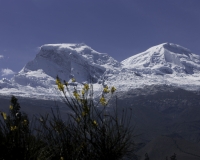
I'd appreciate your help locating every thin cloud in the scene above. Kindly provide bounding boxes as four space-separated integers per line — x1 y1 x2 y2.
0 55 4 59
1 68 15 76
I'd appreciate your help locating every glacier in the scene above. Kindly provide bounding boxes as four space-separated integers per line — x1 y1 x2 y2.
0 42 200 100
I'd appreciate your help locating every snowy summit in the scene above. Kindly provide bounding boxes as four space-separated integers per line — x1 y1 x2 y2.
0 43 200 99
122 43 200 75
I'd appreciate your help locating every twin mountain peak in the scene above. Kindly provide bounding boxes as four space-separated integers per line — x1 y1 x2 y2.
22 42 200 79
1 43 200 99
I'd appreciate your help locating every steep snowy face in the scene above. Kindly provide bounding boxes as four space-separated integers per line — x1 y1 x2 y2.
122 43 200 75
13 43 121 85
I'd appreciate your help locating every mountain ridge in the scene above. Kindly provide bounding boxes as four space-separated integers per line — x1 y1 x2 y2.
0 42 200 99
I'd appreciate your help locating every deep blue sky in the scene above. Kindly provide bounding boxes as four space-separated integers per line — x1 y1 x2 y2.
0 0 200 78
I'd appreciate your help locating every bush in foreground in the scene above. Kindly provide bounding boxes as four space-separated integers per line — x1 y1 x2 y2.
0 77 135 159
0 96 43 159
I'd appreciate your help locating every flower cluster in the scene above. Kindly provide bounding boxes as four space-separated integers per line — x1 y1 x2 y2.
93 120 98 127
10 126 17 131
81 83 89 95
71 78 76 82
73 90 80 100
103 86 110 93
100 96 107 106
9 105 13 110
111 86 116 94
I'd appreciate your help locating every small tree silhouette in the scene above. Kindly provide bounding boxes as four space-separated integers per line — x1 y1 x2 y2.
0 96 43 159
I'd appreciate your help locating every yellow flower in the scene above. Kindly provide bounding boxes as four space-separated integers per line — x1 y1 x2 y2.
23 119 28 125
103 86 110 93
93 120 98 126
81 89 85 95
73 91 80 100
100 97 107 106
72 78 76 82
56 77 64 91
58 83 64 91
76 117 81 123
9 105 13 110
55 77 60 85
83 84 89 91
111 86 116 94
1 112 7 120
11 126 17 131
81 111 87 117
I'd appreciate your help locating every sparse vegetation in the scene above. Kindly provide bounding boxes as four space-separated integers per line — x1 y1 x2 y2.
0 77 135 159
0 96 43 159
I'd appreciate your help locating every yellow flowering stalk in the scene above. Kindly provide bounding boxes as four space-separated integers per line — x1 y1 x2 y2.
93 120 98 127
9 105 13 110
103 86 110 93
55 77 60 85
73 91 80 100
100 96 107 106
76 117 81 123
1 112 7 120
81 89 85 95
11 126 17 131
111 86 116 94
83 83 89 91
81 111 87 117
81 83 89 96
56 77 64 91
23 119 28 125
58 83 64 91
72 78 76 82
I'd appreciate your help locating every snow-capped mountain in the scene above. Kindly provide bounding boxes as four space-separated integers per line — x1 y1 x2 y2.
0 42 200 99
122 43 200 75
14 43 121 86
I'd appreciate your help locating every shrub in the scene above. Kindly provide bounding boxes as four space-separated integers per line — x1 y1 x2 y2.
0 77 135 159
0 96 43 159
36 77 135 159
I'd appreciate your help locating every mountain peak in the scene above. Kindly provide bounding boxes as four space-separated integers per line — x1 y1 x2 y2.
12 43 120 86
146 43 191 54
122 43 200 75
1 42 200 99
